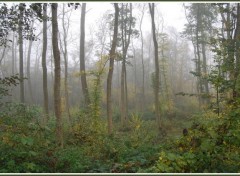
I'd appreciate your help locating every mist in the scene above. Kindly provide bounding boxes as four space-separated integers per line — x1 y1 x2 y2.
0 2 239 173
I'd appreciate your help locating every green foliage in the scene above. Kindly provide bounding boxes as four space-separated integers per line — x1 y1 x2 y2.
3 102 239 173
55 147 92 172
0 103 55 172
0 74 20 102
151 109 240 173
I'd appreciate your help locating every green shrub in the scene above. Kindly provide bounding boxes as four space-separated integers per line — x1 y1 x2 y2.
151 110 240 173
0 103 55 172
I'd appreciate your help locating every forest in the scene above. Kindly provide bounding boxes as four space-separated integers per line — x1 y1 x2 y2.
0 2 240 173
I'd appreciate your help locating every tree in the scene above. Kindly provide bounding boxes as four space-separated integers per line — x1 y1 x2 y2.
183 3 217 105
26 20 34 103
139 4 146 111
0 3 43 103
119 3 133 126
18 3 24 103
42 3 49 121
149 3 161 130
204 3 240 108
52 3 63 147
106 3 119 135
80 3 90 106
61 3 72 124
11 32 15 75
234 3 240 98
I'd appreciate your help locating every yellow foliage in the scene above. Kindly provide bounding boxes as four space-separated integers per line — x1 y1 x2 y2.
60 97 66 113
129 113 143 131
2 134 14 146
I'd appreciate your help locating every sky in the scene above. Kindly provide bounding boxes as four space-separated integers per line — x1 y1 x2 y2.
66 2 188 44
55 2 189 63
4 2 187 38
2 2 189 64
157 2 186 31
84 2 187 32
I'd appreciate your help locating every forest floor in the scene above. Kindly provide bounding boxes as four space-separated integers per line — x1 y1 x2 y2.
1 103 240 173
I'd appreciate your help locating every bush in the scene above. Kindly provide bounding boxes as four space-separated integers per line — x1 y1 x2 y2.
0 103 55 172
151 110 240 173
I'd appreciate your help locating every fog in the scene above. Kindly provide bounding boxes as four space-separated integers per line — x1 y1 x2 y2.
1 2 197 116
1 3 240 172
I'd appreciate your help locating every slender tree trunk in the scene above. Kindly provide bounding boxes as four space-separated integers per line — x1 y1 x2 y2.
147 32 152 93
196 5 203 106
62 4 72 124
80 3 90 106
14 35 18 73
27 20 34 103
0 47 6 65
12 33 15 75
106 3 119 135
199 5 209 104
201 38 209 98
132 42 137 112
124 62 128 122
120 59 126 126
50 45 54 85
120 4 125 126
52 3 63 148
149 3 161 129
120 3 132 126
234 3 240 98
19 3 24 103
117 61 121 108
140 4 145 112
42 3 49 121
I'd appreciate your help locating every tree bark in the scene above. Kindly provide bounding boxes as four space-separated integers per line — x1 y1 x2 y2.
52 3 63 148
0 47 6 65
27 20 34 103
140 4 145 112
149 3 161 129
132 42 137 112
12 32 15 75
42 3 49 121
62 4 72 124
196 5 203 105
106 3 119 135
234 3 240 98
199 5 209 104
120 3 132 126
120 60 126 126
80 3 90 106
19 3 24 103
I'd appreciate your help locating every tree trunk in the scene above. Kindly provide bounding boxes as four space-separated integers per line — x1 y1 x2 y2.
80 3 90 106
120 3 132 126
132 42 137 112
234 3 240 98
0 47 6 65
196 5 203 106
106 3 119 135
12 32 15 75
140 4 145 112
201 37 209 100
27 20 34 103
61 4 72 124
124 62 128 123
199 5 209 104
19 3 24 103
52 3 63 148
120 59 126 126
149 3 161 129
42 3 49 121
